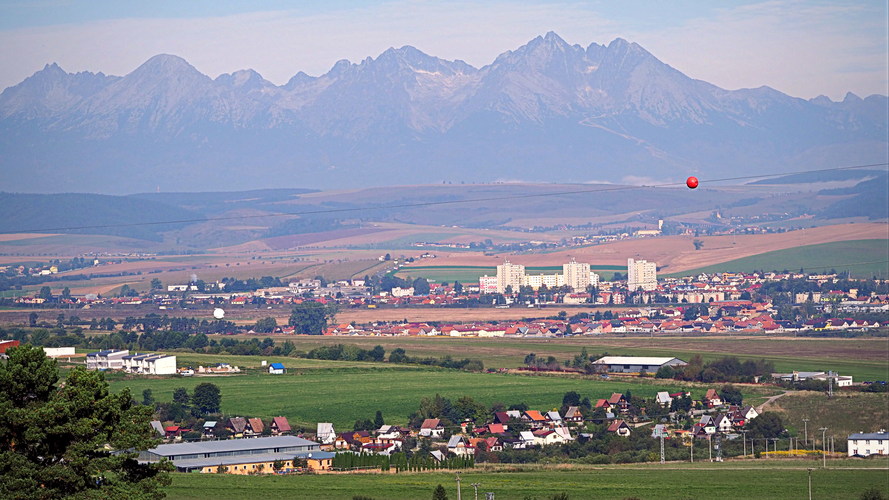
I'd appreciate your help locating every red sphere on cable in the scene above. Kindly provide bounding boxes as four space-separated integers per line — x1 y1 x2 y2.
686 176 699 189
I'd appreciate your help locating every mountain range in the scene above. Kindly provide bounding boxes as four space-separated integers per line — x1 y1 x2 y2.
1 32 886 193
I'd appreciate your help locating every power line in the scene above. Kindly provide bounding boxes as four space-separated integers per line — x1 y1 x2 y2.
7 162 886 234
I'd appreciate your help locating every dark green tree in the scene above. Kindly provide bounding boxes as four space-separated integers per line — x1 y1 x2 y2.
289 302 338 335
746 412 786 439
38 286 52 300
172 387 190 406
191 383 221 415
0 345 172 498
412 277 431 295
432 484 448 500
374 410 385 429
142 388 155 407
253 317 278 333
719 384 744 406
389 347 407 364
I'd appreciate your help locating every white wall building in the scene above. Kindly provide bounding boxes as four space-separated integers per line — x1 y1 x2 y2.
496 260 526 293
122 353 177 375
478 275 498 294
627 258 657 291
848 430 888 457
43 347 76 357
592 356 687 373
86 350 129 370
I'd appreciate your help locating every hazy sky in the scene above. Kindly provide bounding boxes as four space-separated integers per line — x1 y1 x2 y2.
0 0 886 100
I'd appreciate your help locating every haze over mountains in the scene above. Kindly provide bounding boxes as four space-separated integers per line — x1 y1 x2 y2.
1 32 886 194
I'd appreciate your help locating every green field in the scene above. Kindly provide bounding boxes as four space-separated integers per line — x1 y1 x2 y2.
200 336 889 382
669 239 889 277
164 461 889 500
102 359 706 430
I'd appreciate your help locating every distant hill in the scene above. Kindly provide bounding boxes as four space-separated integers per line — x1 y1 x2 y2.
817 173 889 220
0 32 885 193
0 192 201 241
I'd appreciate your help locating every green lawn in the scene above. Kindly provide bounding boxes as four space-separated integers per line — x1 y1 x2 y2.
164 461 889 500
103 360 700 429
668 239 889 277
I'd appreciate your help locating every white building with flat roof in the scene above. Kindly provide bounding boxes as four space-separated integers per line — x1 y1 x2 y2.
496 260 526 293
592 356 687 373
86 350 129 370
627 258 657 291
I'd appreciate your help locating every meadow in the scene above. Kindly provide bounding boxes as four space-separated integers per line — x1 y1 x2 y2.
103 359 709 430
667 239 889 277
163 460 889 500
183 335 889 382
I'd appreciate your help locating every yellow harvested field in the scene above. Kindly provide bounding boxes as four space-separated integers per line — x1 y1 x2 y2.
0 233 59 242
404 223 887 273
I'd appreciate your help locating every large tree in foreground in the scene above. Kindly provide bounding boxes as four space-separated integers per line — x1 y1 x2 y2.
0 344 172 499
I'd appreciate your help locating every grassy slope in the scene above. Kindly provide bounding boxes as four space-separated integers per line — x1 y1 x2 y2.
164 461 889 500
102 362 701 430
668 239 889 277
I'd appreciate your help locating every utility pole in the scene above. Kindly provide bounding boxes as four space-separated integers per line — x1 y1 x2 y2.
708 434 712 462
803 418 809 446
819 427 828 468
741 430 747 458
771 438 778 456
456 472 462 500
660 433 665 464
470 483 481 500
828 371 834 398
808 468 813 500
690 436 694 463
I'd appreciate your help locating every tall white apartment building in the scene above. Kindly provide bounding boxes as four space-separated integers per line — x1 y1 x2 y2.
563 259 601 292
496 260 526 293
627 258 657 291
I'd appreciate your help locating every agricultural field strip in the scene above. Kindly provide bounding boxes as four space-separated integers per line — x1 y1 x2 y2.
164 463 889 500
168 336 888 380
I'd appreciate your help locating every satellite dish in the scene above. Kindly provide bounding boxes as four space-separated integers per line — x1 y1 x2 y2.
213 308 225 319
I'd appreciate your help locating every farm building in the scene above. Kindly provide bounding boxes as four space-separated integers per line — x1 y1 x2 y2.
139 435 331 473
591 356 687 373
848 430 888 457
268 362 286 374
86 350 129 370
0 340 20 357
122 353 177 375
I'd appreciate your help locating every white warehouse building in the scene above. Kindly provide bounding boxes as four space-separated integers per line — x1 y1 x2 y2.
592 356 687 374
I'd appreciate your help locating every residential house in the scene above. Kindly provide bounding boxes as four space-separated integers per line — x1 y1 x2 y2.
270 417 291 436
419 418 445 438
522 410 548 429
607 420 631 437
202 421 217 438
246 418 264 436
607 393 629 413
655 391 673 408
714 414 733 433
564 406 584 424
848 430 888 457
546 411 563 427
702 389 722 408
317 423 336 444
150 420 165 437
227 417 247 438
447 435 475 457
268 363 286 375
